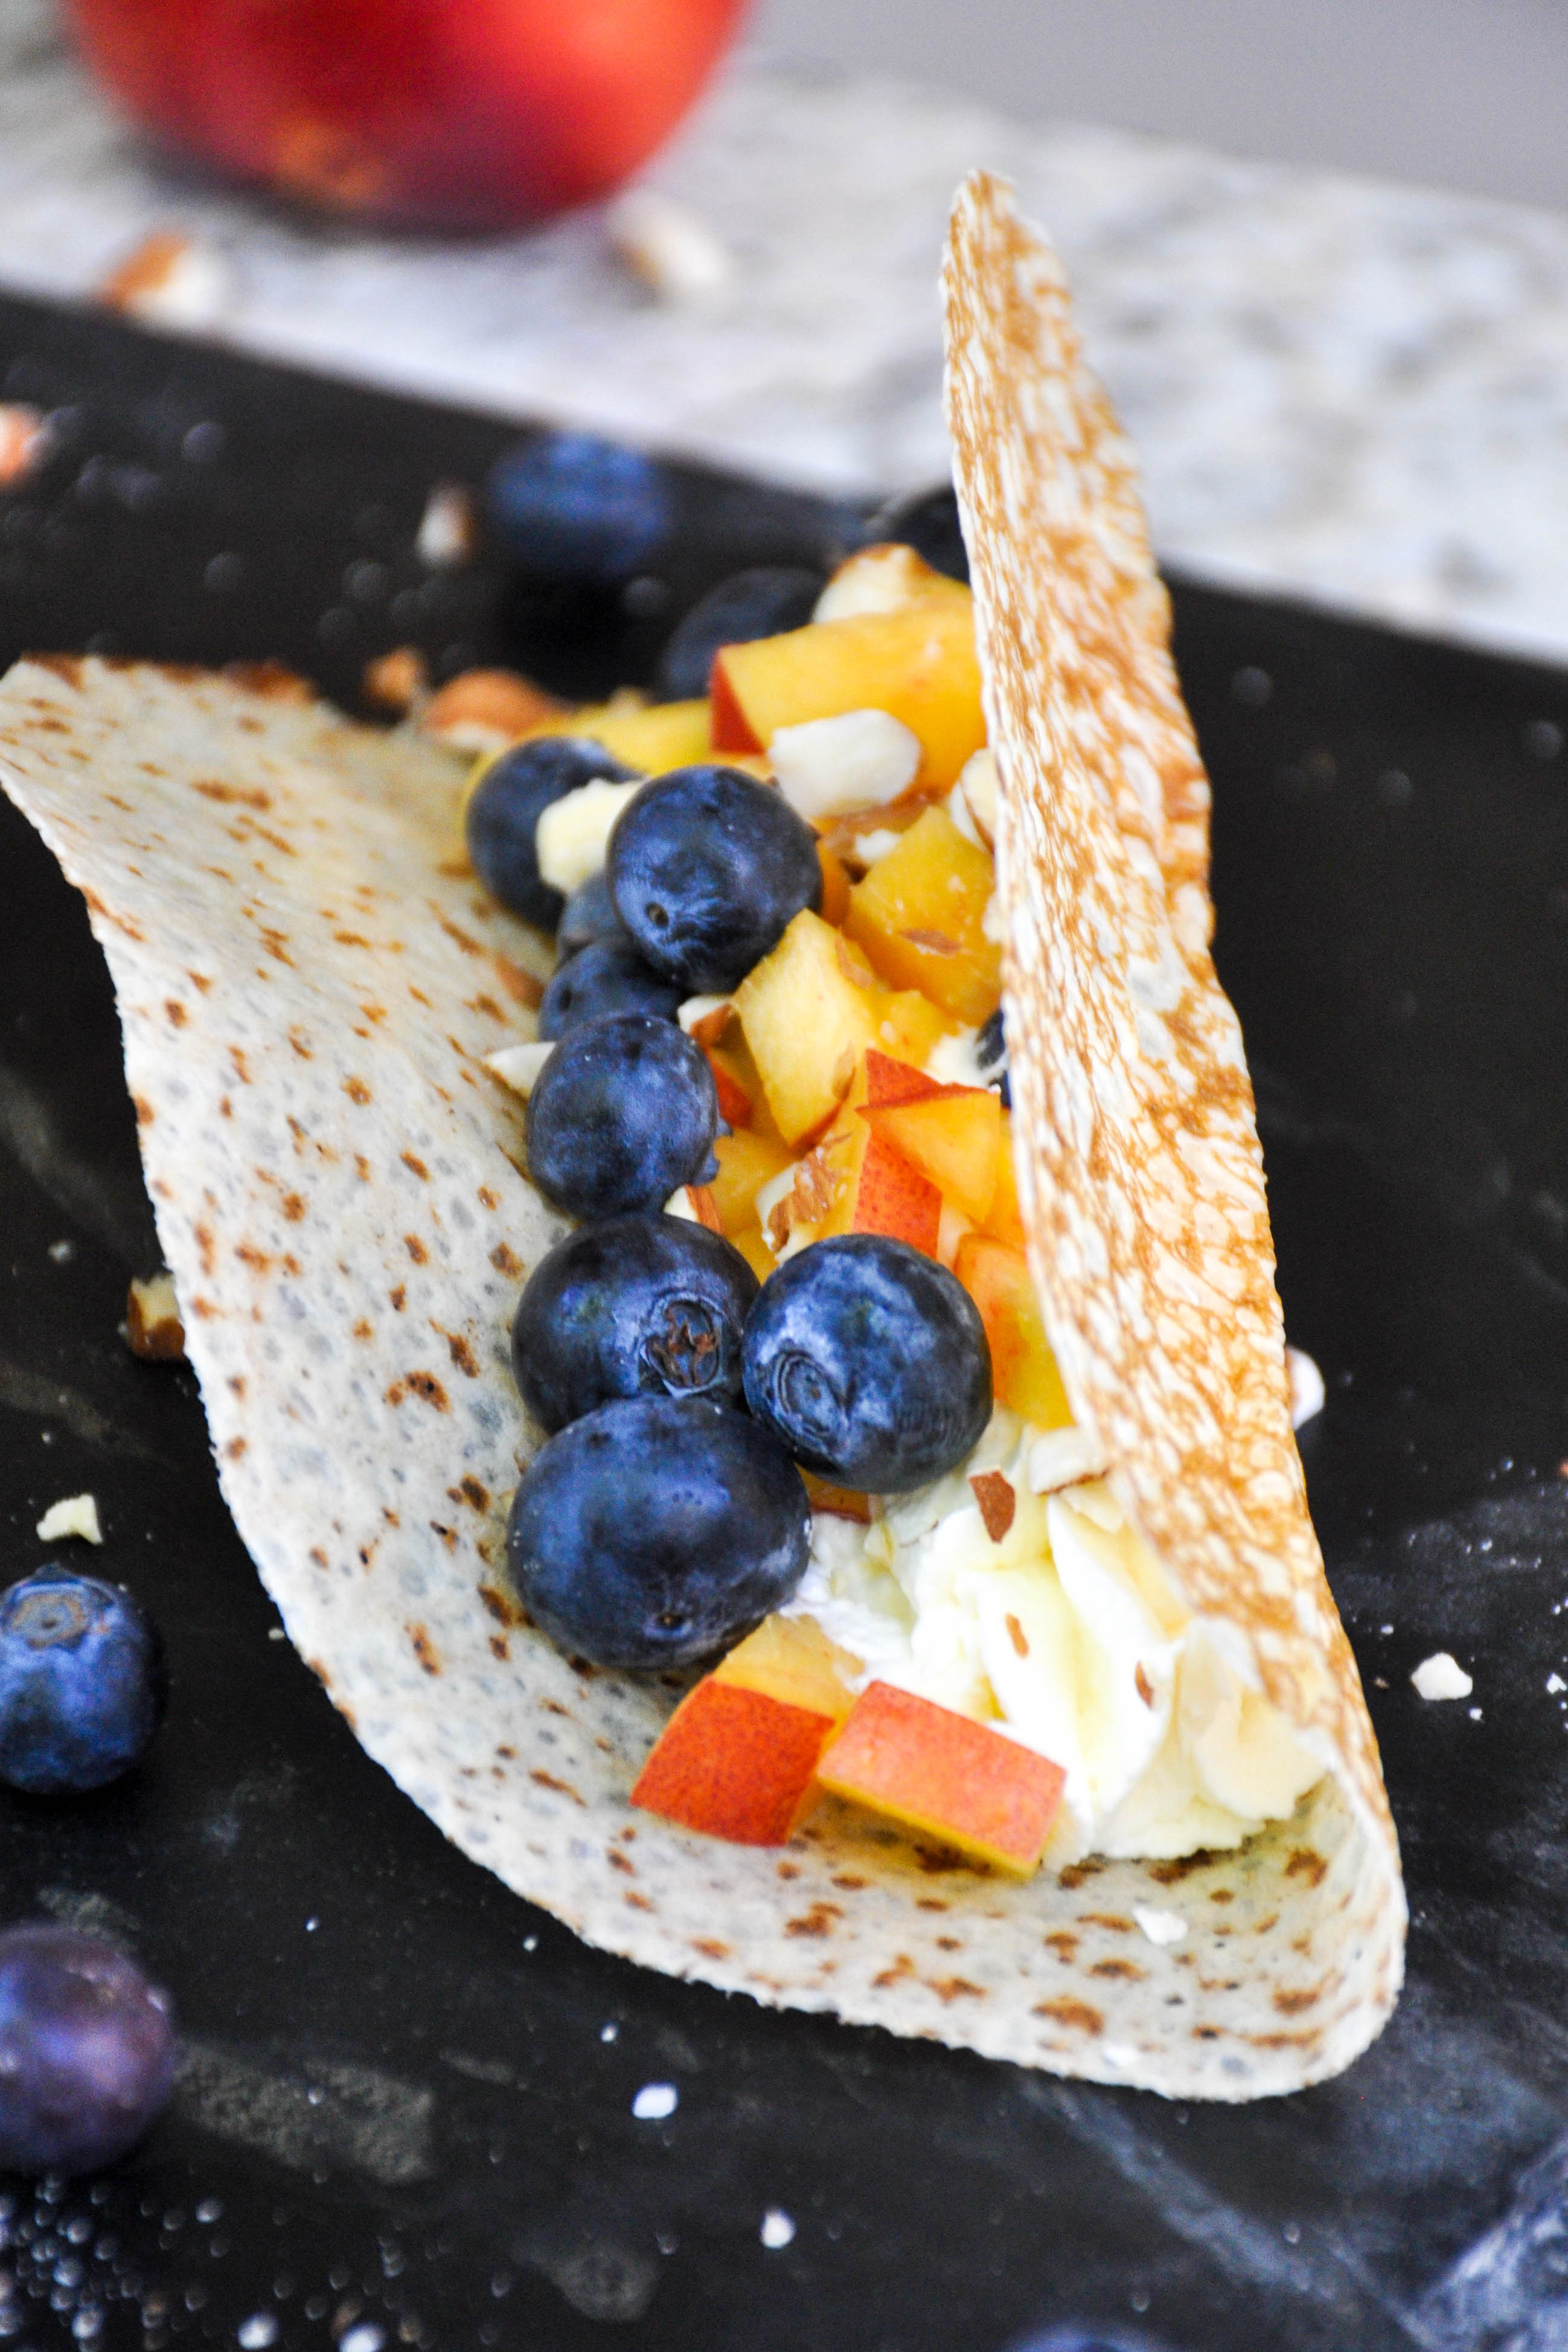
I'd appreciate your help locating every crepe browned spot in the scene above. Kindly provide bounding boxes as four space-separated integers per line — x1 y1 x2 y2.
0 183 1401 2097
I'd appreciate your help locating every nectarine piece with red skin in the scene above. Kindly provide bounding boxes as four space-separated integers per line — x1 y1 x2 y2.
862 1079 1001 1224
816 1681 1065 1874
953 1234 1073 1428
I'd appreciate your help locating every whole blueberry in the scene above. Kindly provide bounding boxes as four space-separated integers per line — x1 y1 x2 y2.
743 1234 991 1492
507 1396 810 1670
0 1568 165 1796
868 482 970 582
513 1213 760 1434
537 936 683 1042
467 737 639 933
609 765 822 993
976 1004 1010 1107
488 433 674 586
526 1013 718 1220
0 1924 176 2175
655 566 824 702
557 871 627 961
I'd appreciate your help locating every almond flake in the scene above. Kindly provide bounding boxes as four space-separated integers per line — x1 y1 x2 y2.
970 1469 1015 1541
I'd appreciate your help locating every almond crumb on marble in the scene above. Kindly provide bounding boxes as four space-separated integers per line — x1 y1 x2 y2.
99 232 232 328
608 189 732 303
0 404 48 487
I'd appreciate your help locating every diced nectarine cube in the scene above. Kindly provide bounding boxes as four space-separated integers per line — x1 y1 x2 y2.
711 1130 794 1234
632 1678 834 1846
810 1057 942 1255
733 909 879 1144
871 988 952 1068
862 1084 1001 1223
714 1612 860 1722
863 1048 944 1107
705 1047 754 1129
799 1472 874 1524
845 804 1002 1023
953 1235 1073 1428
711 603 985 790
730 1224 778 1284
523 696 711 774
979 1114 1026 1246
816 1681 1064 1874
813 542 973 624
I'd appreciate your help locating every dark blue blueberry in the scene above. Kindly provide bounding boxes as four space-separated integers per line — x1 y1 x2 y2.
0 1924 176 2175
0 1568 165 1796
507 1396 809 1670
609 765 822 993
976 1004 1010 1107
537 937 682 1041
466 737 639 933
526 1013 717 1220
743 1234 991 1491
487 433 674 586
557 871 627 961
654 566 824 702
513 1213 759 1434
868 482 970 582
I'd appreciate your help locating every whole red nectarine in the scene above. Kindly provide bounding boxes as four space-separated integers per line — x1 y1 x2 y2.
64 0 749 229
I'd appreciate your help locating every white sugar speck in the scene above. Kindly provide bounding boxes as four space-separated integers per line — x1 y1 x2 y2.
1469 1707 1484 1721
1411 1652 1473 1701
1132 1905 1188 1947
340 2328 385 2352
1547 1674 1565 1694
600 2022 618 2043
632 2083 677 2121
522 1936 537 1952
304 1917 319 1932
237 2317 279 2349
760 2208 796 2249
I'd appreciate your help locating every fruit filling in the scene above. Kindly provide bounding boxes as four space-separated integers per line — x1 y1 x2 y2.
474 539 1324 1874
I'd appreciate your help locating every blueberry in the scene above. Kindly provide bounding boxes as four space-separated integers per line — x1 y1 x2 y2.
609 765 822 993
0 1924 176 2175
557 871 627 960
513 1213 759 1434
976 1004 1010 1107
868 482 970 583
467 737 639 933
507 1396 809 1670
537 937 683 1040
743 1234 991 1491
0 1568 165 1796
488 432 674 586
654 566 825 702
526 1013 718 1220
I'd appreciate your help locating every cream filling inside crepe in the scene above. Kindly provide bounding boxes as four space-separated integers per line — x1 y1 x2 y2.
787 1411 1323 1868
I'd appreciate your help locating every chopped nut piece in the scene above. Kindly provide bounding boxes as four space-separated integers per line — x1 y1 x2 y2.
484 1042 554 1098
0 404 47 488
422 668 564 752
1411 1652 1473 1702
1285 1344 1325 1430
664 1184 724 1232
969 1469 1015 1542
99 232 232 329
36 1493 102 1545
1026 1427 1110 1494
677 995 733 1050
363 646 429 714
125 1269 185 1362
417 481 477 569
608 188 731 303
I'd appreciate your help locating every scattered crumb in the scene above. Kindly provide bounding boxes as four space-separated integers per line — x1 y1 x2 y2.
1411 1651 1473 1701
417 481 476 569
421 667 563 752
1285 1344 1325 1429
124 1269 185 1362
267 1628 286 1641
36 1492 101 1545
1468 1706 1483 1722
1132 1904 1188 1947
0 403 48 487
760 2208 796 2251
46 1238 74 1264
99 231 232 328
600 2022 619 2043
484 1042 554 1098
608 188 731 303
631 2082 677 2121
363 645 429 715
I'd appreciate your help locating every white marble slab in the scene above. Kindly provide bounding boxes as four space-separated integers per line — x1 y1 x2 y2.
2 0 1568 665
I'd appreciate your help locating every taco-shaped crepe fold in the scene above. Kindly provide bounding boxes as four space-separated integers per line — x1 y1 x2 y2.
0 174 1403 2098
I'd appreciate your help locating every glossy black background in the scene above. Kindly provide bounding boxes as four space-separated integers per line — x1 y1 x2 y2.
1 290 1567 2352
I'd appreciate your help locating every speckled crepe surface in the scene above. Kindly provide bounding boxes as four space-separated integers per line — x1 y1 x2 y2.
0 190 1400 2092
944 171 1405 2071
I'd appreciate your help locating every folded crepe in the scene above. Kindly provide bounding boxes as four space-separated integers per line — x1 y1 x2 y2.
0 173 1403 2098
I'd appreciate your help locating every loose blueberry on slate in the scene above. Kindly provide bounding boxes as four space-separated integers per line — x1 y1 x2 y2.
0 1567 165 1796
556 871 626 961
654 565 825 702
487 432 675 586
537 936 682 1040
526 1012 718 1220
976 1004 1010 1107
868 482 970 582
0 1924 176 2176
466 737 639 934
743 1233 991 1492
507 1395 810 1670
609 764 822 993
513 1213 760 1434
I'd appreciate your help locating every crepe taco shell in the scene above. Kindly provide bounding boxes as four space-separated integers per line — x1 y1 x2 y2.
0 181 1403 2098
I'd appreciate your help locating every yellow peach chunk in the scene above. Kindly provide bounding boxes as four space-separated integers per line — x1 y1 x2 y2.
733 909 880 1145
710 1130 795 1235
953 1235 1073 1428
714 1613 860 1723
523 696 711 774
844 803 1002 1023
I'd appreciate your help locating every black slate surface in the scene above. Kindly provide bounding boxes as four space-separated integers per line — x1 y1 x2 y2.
1 289 1567 2352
